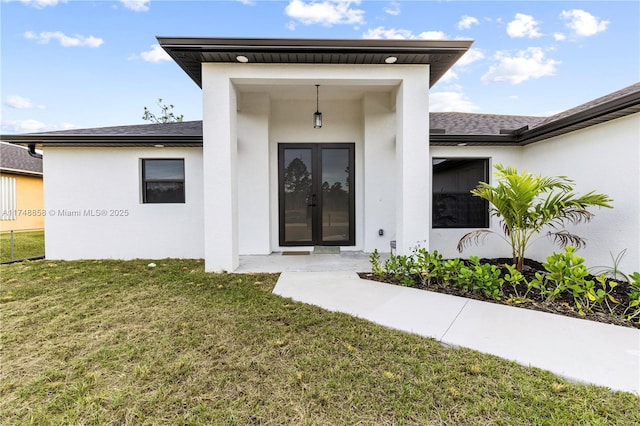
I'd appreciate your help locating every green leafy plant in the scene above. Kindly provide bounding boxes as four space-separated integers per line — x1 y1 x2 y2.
624 272 640 322
589 249 631 282
457 164 613 272
414 248 444 287
384 254 416 287
529 247 591 305
143 98 184 123
370 249 385 279
504 264 532 304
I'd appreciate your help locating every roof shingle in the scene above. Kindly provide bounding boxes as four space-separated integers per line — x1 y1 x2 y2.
0 142 43 175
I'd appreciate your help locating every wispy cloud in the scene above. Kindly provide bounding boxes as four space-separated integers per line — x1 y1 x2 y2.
561 9 609 37
24 31 104 48
363 27 447 40
1 119 76 133
12 0 66 9
120 0 150 12
456 48 485 67
457 15 479 30
430 90 480 112
482 47 560 85
506 13 542 38
285 0 365 26
2 119 47 132
4 95 45 109
384 1 400 16
135 44 171 63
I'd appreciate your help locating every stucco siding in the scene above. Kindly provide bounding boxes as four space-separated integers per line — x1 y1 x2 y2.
522 113 640 272
43 147 204 260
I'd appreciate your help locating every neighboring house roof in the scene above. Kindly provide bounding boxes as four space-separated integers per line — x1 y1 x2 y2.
0 142 43 176
157 37 473 88
2 83 638 148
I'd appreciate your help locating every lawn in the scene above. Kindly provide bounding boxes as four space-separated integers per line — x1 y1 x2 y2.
1 259 638 425
0 230 44 263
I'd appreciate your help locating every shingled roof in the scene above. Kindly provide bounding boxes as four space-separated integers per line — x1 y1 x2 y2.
0 142 43 175
1 83 638 147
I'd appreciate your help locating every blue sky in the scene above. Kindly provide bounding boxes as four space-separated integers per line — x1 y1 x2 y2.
1 0 638 133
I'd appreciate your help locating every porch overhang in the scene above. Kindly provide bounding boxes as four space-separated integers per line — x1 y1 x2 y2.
158 37 473 89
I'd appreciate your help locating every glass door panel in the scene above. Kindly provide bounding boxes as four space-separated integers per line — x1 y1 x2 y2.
281 148 313 244
320 148 351 244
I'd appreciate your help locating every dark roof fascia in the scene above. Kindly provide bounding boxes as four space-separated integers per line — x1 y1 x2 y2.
0 135 203 147
429 134 517 146
517 90 640 145
158 37 473 88
0 167 43 177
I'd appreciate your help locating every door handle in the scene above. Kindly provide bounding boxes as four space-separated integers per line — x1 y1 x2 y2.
307 194 317 207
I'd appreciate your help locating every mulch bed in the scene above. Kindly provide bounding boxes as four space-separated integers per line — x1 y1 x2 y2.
359 258 639 329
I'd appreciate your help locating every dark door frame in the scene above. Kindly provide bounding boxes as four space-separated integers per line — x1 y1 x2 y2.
278 143 355 246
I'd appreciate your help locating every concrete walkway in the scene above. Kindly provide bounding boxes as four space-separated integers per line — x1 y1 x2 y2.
273 271 640 395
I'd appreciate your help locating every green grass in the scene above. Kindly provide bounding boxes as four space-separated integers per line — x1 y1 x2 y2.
0 230 44 263
1 259 638 425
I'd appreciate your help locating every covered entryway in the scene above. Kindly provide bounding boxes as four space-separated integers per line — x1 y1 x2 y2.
278 143 355 246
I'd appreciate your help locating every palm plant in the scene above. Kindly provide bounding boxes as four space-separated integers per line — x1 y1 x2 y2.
457 164 613 272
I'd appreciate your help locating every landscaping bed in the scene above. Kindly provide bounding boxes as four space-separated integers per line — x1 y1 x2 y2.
362 248 640 329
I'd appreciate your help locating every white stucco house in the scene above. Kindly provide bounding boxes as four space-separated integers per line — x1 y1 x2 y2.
2 38 639 273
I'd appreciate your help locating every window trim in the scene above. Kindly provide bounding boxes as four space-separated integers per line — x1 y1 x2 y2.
432 157 490 229
141 158 186 204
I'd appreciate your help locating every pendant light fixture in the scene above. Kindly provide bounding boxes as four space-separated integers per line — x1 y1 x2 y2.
313 84 322 129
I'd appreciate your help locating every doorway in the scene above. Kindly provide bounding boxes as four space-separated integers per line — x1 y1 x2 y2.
278 143 355 246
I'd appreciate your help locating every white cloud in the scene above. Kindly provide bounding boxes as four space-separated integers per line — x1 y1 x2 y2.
439 69 458 83
363 27 447 40
4 95 45 109
285 0 365 26
15 0 66 8
120 0 150 12
561 9 609 37
2 119 47 132
456 48 484 67
507 13 542 38
237 0 255 5
24 31 103 48
430 91 480 112
384 1 400 16
139 44 171 63
553 32 567 41
457 15 479 30
481 47 560 84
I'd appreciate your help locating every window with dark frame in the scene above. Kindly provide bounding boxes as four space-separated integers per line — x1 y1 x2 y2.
432 158 489 228
142 159 185 204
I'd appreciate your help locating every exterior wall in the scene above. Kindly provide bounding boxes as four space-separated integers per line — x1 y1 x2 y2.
363 92 396 252
522 113 640 272
43 147 204 260
0 172 44 231
429 146 522 260
430 113 639 273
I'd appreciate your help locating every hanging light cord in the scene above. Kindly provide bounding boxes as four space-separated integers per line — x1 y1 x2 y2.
315 84 320 112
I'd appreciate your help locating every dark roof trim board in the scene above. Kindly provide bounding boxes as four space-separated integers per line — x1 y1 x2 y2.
158 37 473 88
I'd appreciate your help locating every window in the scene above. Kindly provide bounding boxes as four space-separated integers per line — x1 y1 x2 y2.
1 176 17 220
142 159 185 203
432 158 489 228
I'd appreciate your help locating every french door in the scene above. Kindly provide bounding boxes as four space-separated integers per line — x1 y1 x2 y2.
278 143 355 246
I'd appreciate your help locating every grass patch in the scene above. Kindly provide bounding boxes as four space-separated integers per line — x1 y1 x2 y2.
1 259 638 425
0 230 44 263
